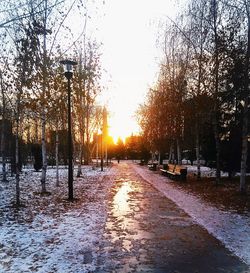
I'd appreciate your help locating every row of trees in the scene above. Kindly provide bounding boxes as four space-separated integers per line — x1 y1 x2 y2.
106 135 150 162
137 0 250 194
0 0 105 204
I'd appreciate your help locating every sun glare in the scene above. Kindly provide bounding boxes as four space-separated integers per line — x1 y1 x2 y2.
95 0 177 142
109 116 139 143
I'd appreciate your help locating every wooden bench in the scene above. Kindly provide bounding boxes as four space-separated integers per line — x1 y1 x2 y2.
139 159 146 165
160 164 187 181
148 162 157 171
174 165 187 180
160 163 168 175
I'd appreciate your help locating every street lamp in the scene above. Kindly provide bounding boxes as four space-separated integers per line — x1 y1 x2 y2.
100 128 104 171
60 59 77 201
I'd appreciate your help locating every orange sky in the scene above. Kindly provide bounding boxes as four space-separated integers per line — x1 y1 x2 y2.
92 0 181 141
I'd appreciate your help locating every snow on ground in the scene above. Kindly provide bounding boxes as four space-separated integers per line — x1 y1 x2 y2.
132 163 250 266
0 165 116 273
1 162 250 272
186 164 240 177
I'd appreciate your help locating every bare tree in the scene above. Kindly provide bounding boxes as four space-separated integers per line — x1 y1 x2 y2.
186 0 210 179
0 70 8 182
239 0 250 194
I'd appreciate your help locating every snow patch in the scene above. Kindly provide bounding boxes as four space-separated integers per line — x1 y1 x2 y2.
0 165 116 273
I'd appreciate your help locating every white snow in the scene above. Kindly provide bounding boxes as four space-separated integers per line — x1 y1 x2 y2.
1 162 250 272
0 165 116 273
132 163 250 266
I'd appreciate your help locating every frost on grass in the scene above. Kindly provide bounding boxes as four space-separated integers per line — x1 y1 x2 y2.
0 165 116 273
133 164 250 266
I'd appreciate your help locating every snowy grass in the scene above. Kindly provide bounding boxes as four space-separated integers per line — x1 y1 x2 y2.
0 165 116 273
1 162 249 272
186 165 233 177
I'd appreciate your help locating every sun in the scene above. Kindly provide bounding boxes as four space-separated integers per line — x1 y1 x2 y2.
108 114 139 144
108 121 130 143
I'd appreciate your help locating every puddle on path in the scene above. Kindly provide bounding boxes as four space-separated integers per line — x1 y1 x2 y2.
113 181 132 217
100 171 155 271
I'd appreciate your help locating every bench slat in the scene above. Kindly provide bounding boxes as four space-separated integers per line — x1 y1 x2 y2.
161 163 187 181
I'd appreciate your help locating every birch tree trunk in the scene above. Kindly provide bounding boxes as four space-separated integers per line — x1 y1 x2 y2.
196 18 204 180
211 0 221 184
41 0 48 193
240 101 248 194
85 96 90 164
55 126 59 186
41 111 47 193
15 87 22 206
158 152 161 166
1 122 7 181
77 146 82 177
0 72 7 182
196 119 201 180
77 52 84 176
15 118 20 206
240 4 250 194
1 119 7 182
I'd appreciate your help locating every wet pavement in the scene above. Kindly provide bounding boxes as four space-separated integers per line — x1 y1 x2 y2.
97 162 249 273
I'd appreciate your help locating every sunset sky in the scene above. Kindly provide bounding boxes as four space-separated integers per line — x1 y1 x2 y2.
95 0 181 142
99 0 180 140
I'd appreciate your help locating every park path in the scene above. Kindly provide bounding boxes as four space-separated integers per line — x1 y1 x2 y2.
96 162 249 273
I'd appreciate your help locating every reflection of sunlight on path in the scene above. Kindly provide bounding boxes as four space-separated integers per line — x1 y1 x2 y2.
109 179 144 253
101 164 163 271
109 176 152 242
113 181 132 216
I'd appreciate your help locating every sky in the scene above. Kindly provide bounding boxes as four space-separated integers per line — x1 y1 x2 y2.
94 0 181 142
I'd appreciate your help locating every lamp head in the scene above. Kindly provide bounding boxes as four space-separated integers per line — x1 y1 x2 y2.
60 60 77 79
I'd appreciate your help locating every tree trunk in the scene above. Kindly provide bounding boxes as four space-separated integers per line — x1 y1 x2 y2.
240 103 248 193
196 13 204 180
1 111 7 183
41 0 48 193
15 116 20 206
96 138 99 166
196 119 201 180
55 127 59 186
100 133 103 171
41 110 47 193
1 118 8 182
177 138 181 165
0 72 7 182
85 102 90 165
77 146 82 177
212 0 221 185
169 141 174 163
158 152 161 166
35 119 39 143
15 76 23 206
77 52 84 174
214 114 221 184
240 11 250 194
105 141 108 165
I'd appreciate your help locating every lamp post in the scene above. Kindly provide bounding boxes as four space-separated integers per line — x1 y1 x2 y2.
100 129 104 171
60 60 77 201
